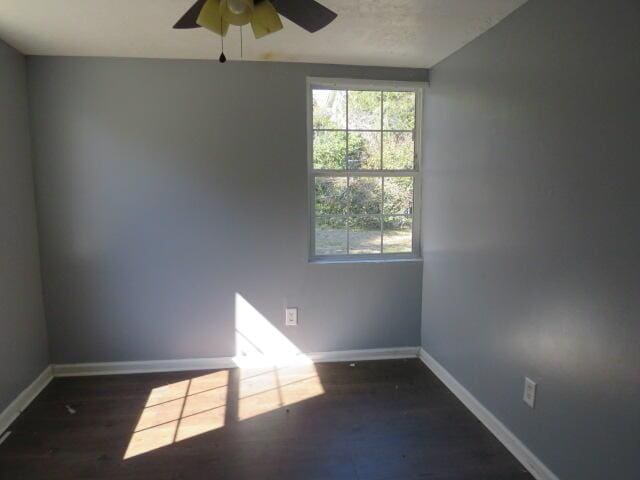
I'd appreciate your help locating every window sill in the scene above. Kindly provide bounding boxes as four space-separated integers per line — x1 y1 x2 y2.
309 256 423 265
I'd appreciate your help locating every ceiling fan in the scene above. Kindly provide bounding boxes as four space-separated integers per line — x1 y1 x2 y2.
174 0 337 60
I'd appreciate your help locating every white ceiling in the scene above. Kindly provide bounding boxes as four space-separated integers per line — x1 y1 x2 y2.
0 0 527 68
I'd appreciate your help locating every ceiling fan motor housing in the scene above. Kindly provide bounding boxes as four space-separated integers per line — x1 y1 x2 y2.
220 0 254 26
226 0 251 15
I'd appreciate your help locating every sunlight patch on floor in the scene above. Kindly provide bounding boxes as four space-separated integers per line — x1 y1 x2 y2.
237 363 324 421
124 370 228 459
124 294 324 460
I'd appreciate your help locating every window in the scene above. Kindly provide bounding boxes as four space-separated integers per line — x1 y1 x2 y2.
307 78 423 261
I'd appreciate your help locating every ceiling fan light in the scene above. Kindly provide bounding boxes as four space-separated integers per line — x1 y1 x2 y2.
220 0 254 26
227 0 248 15
196 0 230 36
250 0 283 39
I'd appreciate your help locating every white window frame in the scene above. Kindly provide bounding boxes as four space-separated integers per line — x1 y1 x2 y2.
307 77 425 263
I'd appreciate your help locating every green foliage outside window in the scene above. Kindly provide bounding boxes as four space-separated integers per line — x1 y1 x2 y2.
312 86 418 255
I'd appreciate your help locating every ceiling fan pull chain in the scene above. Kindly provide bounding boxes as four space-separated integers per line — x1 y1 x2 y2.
219 16 226 63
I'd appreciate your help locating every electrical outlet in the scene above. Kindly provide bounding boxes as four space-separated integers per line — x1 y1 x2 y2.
285 307 298 326
523 377 536 408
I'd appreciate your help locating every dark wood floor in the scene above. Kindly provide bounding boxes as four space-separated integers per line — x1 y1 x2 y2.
0 359 532 480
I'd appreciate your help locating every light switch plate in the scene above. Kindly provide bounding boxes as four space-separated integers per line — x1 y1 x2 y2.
523 377 536 408
285 307 298 326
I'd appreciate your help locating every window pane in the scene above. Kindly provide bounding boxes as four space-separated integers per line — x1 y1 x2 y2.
349 177 382 214
383 132 414 170
383 92 415 130
347 131 381 170
349 216 382 254
313 90 346 129
383 216 412 253
348 91 381 130
316 217 347 255
315 177 348 215
313 131 346 170
383 177 413 214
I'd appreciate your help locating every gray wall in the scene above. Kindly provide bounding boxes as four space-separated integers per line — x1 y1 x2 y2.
27 57 426 363
421 1 639 479
0 40 49 412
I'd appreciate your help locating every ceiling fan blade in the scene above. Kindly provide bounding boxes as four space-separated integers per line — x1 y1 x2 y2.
270 0 336 33
197 0 230 36
173 0 207 29
251 1 283 39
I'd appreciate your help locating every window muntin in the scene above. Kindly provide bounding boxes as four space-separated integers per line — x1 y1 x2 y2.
309 79 423 261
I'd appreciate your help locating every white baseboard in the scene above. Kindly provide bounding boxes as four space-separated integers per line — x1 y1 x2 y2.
52 346 420 377
52 357 237 377
0 366 53 435
418 348 560 480
309 346 420 363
